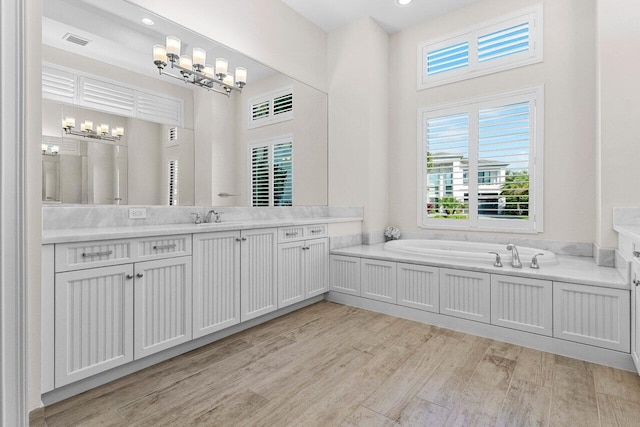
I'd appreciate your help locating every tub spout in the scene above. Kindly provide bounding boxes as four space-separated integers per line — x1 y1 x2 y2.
506 244 522 268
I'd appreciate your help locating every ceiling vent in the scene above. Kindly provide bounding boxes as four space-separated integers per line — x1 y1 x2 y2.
62 33 90 47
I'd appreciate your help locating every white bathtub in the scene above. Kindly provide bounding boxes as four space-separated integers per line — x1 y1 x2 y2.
384 239 558 266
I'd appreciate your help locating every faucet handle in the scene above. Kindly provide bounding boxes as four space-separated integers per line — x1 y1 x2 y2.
488 251 503 267
530 253 544 269
190 212 201 224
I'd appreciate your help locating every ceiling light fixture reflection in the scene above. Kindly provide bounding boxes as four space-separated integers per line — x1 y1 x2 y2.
396 0 413 5
141 18 155 26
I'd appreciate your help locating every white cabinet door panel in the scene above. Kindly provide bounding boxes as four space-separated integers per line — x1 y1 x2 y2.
134 257 192 359
278 241 305 308
439 268 490 323
553 281 630 352
241 228 278 321
305 238 329 298
193 231 241 339
632 261 640 374
330 255 361 296
491 275 552 336
361 259 397 304
397 263 440 313
55 264 134 387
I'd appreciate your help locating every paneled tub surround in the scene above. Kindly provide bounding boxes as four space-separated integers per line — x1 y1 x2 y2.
41 206 362 404
328 242 634 372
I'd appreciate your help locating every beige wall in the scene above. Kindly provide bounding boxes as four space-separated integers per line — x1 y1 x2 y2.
127 118 163 205
328 17 389 235
596 0 640 248
129 0 328 92
388 0 597 244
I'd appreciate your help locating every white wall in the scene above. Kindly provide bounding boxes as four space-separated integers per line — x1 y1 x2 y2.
127 117 163 205
596 0 640 248
328 17 389 237
128 0 328 92
388 0 597 244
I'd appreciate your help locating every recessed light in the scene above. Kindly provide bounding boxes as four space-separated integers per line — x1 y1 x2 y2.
141 18 155 26
396 0 413 5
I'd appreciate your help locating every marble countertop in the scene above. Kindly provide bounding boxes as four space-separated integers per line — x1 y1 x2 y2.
614 225 640 243
42 216 363 244
331 244 627 290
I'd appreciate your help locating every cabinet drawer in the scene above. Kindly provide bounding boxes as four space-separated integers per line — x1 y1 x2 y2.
305 224 327 239
55 239 134 272
278 226 305 242
553 282 630 352
136 234 192 261
491 275 552 336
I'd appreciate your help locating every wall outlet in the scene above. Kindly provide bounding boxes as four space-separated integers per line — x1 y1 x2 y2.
129 207 147 219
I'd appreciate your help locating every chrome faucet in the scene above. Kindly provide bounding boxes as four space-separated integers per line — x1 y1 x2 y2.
506 244 522 268
190 212 202 225
205 209 221 223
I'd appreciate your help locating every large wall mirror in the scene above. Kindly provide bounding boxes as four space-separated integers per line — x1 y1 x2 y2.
41 0 328 207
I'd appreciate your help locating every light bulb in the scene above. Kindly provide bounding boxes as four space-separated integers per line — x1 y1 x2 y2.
166 36 181 56
215 58 228 77
192 48 206 67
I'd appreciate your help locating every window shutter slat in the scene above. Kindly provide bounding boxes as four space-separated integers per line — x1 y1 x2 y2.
478 23 529 62
426 42 469 76
273 142 293 206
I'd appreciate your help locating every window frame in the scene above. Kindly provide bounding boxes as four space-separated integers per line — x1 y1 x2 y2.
417 86 544 233
247 134 294 207
247 86 294 129
417 4 543 90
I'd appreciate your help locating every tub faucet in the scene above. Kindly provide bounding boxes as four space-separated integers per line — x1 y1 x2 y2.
205 209 221 223
506 244 522 268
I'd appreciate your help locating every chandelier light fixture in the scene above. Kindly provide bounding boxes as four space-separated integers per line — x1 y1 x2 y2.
62 117 125 142
152 36 248 97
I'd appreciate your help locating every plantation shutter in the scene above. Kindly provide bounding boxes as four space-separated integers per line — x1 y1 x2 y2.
168 160 178 206
273 92 293 116
273 142 293 206
426 41 469 76
424 113 470 220
42 65 77 104
78 77 135 116
251 146 271 206
251 99 270 123
477 101 531 220
478 22 530 63
136 92 182 127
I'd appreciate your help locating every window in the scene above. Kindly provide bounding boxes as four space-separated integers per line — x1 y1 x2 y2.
418 5 543 89
249 136 293 207
418 86 543 232
168 159 178 206
248 86 294 129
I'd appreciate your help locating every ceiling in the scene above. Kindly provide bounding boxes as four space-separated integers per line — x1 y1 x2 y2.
281 0 483 34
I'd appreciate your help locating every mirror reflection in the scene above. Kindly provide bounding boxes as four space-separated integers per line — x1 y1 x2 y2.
41 0 328 207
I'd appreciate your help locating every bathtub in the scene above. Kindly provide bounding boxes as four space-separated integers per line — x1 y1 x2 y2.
384 239 558 266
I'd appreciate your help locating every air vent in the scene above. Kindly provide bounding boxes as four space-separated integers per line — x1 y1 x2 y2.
62 33 90 47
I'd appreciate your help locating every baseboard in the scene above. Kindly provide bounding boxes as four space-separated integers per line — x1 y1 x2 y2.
42 296 324 406
326 292 636 372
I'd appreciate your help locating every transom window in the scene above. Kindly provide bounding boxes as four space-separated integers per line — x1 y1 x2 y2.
418 4 543 89
418 87 544 233
248 86 294 129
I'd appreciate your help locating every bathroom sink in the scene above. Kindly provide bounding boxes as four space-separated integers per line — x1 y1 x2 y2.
194 221 245 227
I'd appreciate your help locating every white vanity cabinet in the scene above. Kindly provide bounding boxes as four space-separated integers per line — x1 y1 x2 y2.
330 255 361 295
553 281 630 352
54 264 134 387
192 231 241 339
632 261 640 371
397 263 440 313
134 257 192 359
361 259 397 303
277 237 329 309
439 268 491 323
240 228 278 321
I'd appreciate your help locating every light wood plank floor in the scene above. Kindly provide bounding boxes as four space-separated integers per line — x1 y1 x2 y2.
32 301 640 426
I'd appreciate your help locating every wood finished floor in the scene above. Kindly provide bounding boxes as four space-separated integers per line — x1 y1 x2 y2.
32 301 640 427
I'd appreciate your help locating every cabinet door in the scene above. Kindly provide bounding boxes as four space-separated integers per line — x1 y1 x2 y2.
305 238 329 298
397 263 440 313
633 261 640 374
491 275 552 336
361 259 397 303
193 231 241 339
278 241 305 309
241 228 278 321
553 281 630 352
330 255 361 296
134 256 192 359
439 268 491 323
55 264 134 387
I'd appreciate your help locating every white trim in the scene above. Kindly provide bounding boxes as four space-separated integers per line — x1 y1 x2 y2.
417 85 544 233
417 4 543 90
0 0 28 423
247 134 294 207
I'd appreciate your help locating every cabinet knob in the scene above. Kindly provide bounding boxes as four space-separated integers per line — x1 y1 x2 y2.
126 274 134 280
634 275 640 286
136 273 144 278
241 237 247 241
235 237 242 242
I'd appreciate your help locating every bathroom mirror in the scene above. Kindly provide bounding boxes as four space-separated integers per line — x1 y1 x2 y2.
41 0 328 207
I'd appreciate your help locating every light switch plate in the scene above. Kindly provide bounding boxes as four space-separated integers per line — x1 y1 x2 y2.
129 207 147 219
